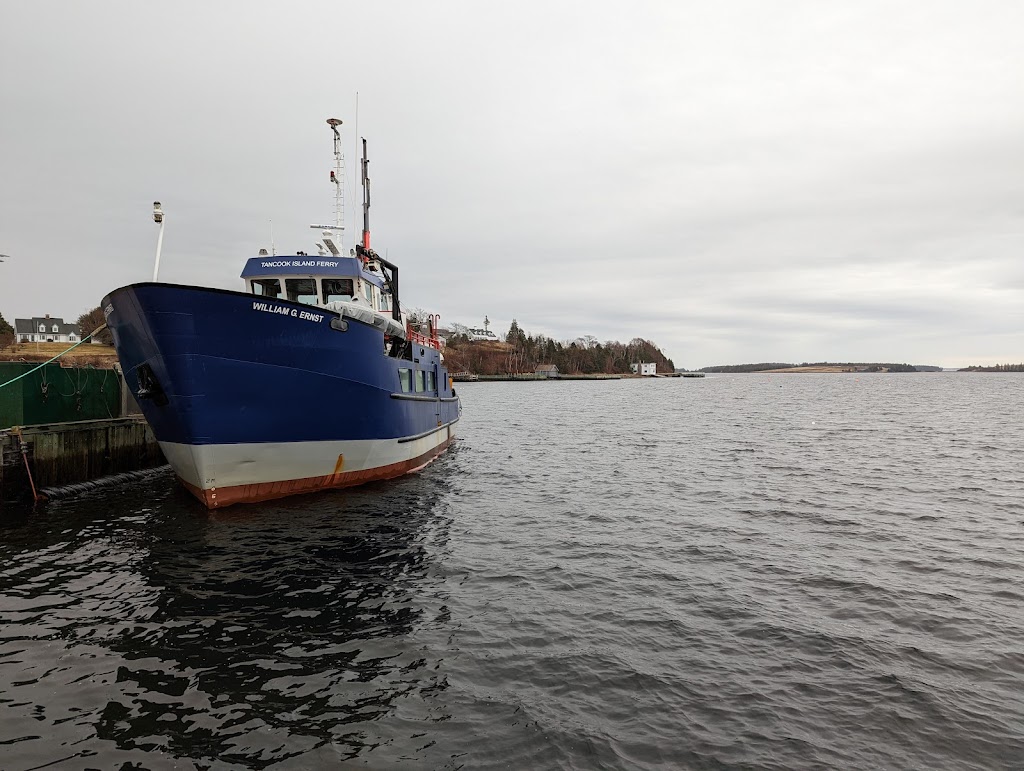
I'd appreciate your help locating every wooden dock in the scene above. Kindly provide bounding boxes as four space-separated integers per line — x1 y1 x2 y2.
1 417 165 503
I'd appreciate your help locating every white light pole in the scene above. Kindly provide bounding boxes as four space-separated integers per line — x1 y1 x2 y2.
152 201 165 281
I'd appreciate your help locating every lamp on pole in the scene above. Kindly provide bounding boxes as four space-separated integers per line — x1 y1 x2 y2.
152 202 165 281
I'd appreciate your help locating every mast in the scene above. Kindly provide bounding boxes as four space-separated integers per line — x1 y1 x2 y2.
361 137 371 249
355 136 401 324
311 119 346 255
327 118 345 243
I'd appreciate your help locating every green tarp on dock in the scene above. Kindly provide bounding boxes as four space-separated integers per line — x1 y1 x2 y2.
0 363 121 430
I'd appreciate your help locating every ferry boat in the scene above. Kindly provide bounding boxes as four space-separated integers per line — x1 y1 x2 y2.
102 119 461 508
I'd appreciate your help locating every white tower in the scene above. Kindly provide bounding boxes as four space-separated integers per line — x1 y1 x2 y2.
311 118 346 256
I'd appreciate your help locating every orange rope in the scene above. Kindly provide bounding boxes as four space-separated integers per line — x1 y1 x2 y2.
20 443 42 502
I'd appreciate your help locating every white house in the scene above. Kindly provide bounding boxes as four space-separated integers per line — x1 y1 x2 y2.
631 362 657 376
469 328 499 342
14 315 80 343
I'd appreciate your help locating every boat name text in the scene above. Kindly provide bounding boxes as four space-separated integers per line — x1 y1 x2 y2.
252 301 324 322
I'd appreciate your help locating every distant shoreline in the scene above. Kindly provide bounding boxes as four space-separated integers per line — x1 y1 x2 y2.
700 362 933 374
757 366 905 374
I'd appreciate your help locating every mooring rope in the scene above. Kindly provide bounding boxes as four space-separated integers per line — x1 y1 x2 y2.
40 464 172 501
0 324 108 391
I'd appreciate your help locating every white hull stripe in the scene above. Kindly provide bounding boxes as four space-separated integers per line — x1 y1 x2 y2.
160 423 457 492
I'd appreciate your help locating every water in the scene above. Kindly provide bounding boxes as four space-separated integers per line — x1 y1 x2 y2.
1 374 1022 769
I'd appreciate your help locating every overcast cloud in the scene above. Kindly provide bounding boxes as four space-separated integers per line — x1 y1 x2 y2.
2 0 1022 368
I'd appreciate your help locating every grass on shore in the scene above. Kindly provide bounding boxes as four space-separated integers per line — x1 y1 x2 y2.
0 342 120 368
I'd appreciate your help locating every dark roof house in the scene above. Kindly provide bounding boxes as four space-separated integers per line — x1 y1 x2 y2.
14 315 80 342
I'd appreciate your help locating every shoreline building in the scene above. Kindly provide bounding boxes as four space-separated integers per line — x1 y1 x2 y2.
14 315 80 344
535 364 559 378
631 362 657 376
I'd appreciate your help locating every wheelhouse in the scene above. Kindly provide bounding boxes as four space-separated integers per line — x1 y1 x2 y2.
241 255 394 315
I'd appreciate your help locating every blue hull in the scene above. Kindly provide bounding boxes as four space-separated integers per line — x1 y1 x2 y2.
101 283 460 504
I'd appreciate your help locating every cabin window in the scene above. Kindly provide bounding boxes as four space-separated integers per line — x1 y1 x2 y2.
363 283 373 305
414 370 426 393
427 371 436 392
399 368 412 393
379 293 391 312
285 278 318 305
322 278 354 303
252 279 282 298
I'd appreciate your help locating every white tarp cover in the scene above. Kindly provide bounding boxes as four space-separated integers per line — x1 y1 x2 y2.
325 301 407 338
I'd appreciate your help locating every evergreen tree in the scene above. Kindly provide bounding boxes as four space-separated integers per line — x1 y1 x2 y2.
0 311 13 349
506 318 527 348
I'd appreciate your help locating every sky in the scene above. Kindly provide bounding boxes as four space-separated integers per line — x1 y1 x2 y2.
1 1 1022 368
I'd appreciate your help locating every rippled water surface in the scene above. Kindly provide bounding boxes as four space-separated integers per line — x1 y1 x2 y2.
2 374 1023 769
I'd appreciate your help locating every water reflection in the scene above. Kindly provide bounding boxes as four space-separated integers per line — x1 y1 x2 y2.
0 465 458 768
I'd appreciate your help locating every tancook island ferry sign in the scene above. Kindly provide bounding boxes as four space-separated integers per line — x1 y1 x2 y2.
259 260 340 269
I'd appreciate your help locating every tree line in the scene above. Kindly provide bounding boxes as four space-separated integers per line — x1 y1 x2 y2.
959 363 1024 372
442 318 675 376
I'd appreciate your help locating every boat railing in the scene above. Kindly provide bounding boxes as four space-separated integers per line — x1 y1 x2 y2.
407 328 441 350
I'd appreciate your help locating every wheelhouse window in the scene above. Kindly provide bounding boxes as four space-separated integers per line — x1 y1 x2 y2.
252 279 282 298
322 278 354 304
285 278 318 305
363 283 373 305
399 369 412 393
414 370 426 393
427 371 436 392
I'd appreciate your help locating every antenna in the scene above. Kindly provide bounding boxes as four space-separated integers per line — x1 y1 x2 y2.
361 137 371 250
354 92 359 238
270 219 275 256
